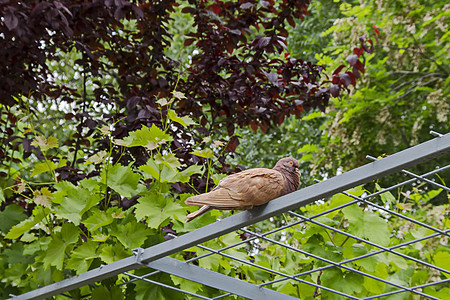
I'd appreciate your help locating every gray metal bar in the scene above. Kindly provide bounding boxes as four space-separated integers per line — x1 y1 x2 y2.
11 256 141 300
12 133 450 299
146 257 300 300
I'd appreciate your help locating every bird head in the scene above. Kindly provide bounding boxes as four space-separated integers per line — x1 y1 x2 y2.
274 157 300 176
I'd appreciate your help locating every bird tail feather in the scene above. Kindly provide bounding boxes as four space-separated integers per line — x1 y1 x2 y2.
186 205 212 222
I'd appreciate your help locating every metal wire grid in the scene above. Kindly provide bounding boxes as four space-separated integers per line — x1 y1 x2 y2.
11 132 450 300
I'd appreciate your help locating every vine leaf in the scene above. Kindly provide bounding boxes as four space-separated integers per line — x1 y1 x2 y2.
0 204 27 234
101 164 142 198
5 207 49 239
122 124 172 150
434 251 450 279
31 136 58 151
134 194 186 228
33 187 53 207
342 205 390 246
66 241 99 274
111 220 148 249
84 208 115 232
99 243 129 265
31 161 57 177
55 187 100 225
43 237 66 270
167 109 197 127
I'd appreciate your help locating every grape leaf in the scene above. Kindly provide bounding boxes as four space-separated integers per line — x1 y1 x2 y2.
31 161 57 177
99 243 129 264
111 220 148 249
134 195 186 228
6 207 49 239
43 237 66 270
102 164 141 198
55 187 100 225
343 205 390 246
0 204 27 234
83 208 114 232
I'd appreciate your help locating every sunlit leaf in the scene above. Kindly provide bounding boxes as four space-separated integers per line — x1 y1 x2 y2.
85 150 108 165
33 187 53 207
31 161 57 177
31 136 58 151
167 109 197 127
191 148 214 159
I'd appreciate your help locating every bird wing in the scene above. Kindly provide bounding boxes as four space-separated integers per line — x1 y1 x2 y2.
185 168 285 209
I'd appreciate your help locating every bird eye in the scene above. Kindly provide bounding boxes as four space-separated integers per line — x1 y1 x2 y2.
289 161 293 165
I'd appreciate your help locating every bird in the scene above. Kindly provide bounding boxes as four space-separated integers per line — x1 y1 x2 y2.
185 157 300 222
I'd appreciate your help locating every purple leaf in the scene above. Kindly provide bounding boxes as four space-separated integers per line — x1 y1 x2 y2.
346 54 358 66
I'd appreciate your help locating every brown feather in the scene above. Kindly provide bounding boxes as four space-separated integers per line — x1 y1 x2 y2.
185 157 300 222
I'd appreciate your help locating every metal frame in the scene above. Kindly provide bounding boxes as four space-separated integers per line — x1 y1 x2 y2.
11 132 450 300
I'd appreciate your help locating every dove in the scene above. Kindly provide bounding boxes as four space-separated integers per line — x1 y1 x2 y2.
185 157 300 222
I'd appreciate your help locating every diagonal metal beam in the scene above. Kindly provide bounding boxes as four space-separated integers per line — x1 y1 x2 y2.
11 133 450 300
146 257 300 300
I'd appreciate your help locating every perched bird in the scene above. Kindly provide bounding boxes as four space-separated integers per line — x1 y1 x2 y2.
185 157 300 222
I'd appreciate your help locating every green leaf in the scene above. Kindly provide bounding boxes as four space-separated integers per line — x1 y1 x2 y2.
363 263 387 294
55 186 100 225
134 195 186 228
0 204 27 234
434 251 450 278
154 153 181 170
111 220 148 249
99 243 129 264
31 161 57 177
321 269 363 298
191 148 213 159
66 241 98 274
83 208 114 232
60 222 79 245
122 124 172 150
92 286 111 300
102 164 141 198
33 187 53 207
6 207 49 239
177 164 203 183
31 136 58 151
4 243 34 265
92 286 124 300
167 109 197 127
100 243 130 264
0 187 5 203
85 150 108 165
297 143 319 153
139 157 195 183
343 205 390 246
43 237 66 270
376 183 396 204
139 159 160 179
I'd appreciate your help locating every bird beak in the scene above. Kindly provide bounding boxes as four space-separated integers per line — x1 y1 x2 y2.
296 168 301 176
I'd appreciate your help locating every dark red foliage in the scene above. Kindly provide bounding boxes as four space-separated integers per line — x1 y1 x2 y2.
0 0 375 198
